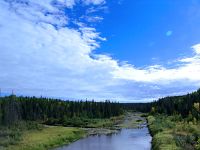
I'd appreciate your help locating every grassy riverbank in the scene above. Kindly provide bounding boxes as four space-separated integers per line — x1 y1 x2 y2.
0 112 149 150
117 112 146 128
0 121 85 150
6 126 85 150
0 115 125 150
147 115 200 150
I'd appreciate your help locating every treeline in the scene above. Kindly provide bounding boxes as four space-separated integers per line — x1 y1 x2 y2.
147 90 200 150
0 95 123 126
151 89 200 119
124 89 200 120
1 88 199 126
122 103 153 113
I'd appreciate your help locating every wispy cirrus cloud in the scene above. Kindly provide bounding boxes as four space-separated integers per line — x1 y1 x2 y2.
0 0 200 102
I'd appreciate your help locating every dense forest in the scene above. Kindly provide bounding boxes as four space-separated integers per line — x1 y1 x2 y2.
123 102 153 113
151 89 200 119
146 89 200 150
0 95 123 126
123 89 200 120
0 88 199 127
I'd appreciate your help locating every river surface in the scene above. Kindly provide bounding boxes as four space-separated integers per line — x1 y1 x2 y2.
56 126 152 150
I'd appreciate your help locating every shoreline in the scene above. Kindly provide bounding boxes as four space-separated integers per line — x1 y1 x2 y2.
54 112 150 149
6 126 86 150
3 112 149 150
147 115 200 150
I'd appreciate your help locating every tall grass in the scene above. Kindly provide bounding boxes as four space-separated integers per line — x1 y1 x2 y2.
148 115 200 150
7 126 85 150
0 121 85 150
0 121 43 147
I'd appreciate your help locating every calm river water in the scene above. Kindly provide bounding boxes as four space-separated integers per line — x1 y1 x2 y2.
56 127 152 150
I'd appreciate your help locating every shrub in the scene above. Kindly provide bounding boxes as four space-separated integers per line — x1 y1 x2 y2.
195 138 200 150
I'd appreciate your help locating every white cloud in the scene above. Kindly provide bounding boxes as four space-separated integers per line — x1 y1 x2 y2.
0 0 200 102
83 0 105 5
57 0 76 8
113 45 200 84
85 16 104 22
192 44 200 54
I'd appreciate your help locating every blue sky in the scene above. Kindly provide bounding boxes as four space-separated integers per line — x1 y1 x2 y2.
96 0 200 66
0 0 200 102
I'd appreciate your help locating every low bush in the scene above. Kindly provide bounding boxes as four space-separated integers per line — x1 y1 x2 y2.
148 115 200 150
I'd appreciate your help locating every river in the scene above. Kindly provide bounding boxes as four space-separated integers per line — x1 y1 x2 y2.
55 125 152 150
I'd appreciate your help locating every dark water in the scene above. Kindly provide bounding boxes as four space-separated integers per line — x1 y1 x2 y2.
56 127 152 150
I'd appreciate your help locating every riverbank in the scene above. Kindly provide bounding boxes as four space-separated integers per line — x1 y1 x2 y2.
147 115 200 150
0 113 148 150
0 115 124 150
84 112 148 136
55 128 152 150
0 122 87 150
5 126 85 150
117 112 147 128
55 112 151 150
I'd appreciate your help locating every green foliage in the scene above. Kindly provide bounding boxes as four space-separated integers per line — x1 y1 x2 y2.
194 103 200 112
0 95 123 126
125 88 200 120
146 89 200 150
7 126 85 150
0 116 122 149
122 103 153 113
131 89 200 150
0 96 124 148
148 115 200 150
196 138 200 150
0 121 43 147
152 89 200 120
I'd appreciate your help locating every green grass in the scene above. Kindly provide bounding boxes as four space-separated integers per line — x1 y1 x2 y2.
6 126 85 150
117 112 146 128
45 115 125 129
0 121 43 147
0 116 123 150
148 115 200 150
86 115 124 128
